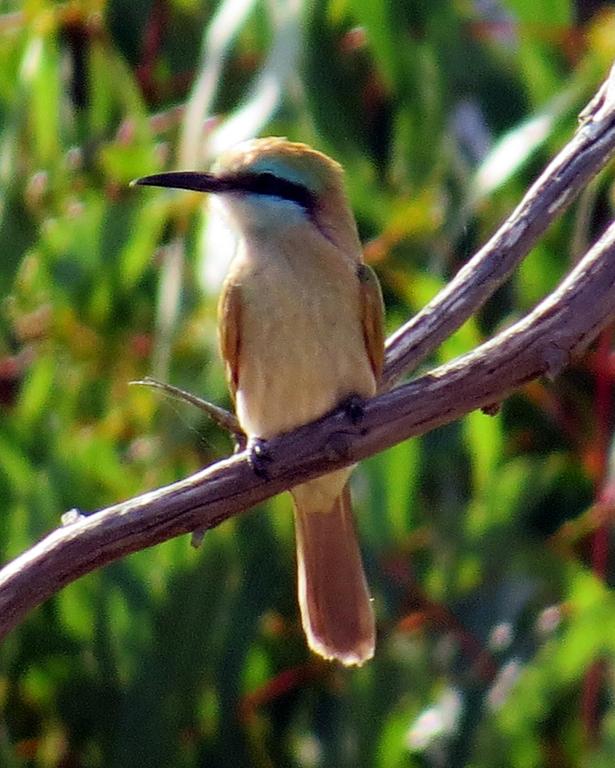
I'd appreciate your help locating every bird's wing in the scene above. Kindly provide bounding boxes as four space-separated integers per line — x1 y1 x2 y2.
358 264 385 384
218 277 242 402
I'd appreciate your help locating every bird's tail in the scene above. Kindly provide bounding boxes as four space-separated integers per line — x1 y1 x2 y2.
292 483 375 666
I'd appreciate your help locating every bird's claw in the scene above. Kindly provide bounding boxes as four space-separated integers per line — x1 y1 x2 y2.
342 394 365 426
248 437 273 478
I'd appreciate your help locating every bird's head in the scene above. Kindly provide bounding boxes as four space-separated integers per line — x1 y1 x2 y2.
133 138 361 253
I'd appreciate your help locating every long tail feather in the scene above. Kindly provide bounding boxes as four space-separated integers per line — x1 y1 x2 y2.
293 483 375 666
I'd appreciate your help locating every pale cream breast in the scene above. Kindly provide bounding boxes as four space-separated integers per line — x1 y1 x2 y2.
231 232 376 440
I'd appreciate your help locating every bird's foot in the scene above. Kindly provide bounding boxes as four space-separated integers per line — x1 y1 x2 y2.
248 437 273 478
342 394 366 426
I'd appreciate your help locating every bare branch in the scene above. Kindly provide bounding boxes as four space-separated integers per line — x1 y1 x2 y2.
2 65 615 642
382 61 615 389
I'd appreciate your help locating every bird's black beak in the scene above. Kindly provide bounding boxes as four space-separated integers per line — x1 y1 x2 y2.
131 171 229 194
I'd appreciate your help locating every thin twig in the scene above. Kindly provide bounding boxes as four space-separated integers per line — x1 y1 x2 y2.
581 325 614 743
131 376 242 437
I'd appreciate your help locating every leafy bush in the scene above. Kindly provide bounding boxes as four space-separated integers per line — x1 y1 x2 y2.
1 0 615 766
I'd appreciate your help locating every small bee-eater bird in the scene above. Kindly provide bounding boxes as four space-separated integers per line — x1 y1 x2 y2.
134 138 385 666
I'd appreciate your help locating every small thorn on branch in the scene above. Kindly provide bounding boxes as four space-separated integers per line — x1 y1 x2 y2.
543 344 570 382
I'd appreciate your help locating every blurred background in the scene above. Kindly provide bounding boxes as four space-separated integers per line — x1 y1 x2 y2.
1 0 615 765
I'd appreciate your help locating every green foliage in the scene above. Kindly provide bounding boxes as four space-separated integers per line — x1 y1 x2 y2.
1 0 615 766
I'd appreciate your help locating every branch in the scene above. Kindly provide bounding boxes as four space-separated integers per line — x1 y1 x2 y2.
382 61 615 388
2 65 615 641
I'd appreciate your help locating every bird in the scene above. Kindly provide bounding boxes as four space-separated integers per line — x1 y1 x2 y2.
134 137 385 666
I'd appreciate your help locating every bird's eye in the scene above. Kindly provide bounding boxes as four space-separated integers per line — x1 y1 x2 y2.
237 171 315 211
252 172 280 195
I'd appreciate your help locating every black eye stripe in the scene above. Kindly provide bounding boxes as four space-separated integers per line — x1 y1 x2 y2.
231 172 315 211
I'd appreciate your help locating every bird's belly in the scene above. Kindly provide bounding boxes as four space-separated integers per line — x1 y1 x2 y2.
235 287 375 440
